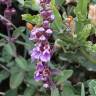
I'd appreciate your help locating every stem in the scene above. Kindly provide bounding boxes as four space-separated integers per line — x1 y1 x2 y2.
24 29 29 58
0 14 16 29
6 25 11 41
15 40 29 46
0 33 29 49
0 64 10 73
0 33 8 38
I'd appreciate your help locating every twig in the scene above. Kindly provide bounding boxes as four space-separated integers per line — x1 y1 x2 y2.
0 33 8 38
0 14 16 29
0 64 10 73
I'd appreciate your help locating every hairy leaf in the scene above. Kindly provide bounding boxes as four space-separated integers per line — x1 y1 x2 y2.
88 80 96 96
10 71 24 89
15 56 28 71
51 87 60 96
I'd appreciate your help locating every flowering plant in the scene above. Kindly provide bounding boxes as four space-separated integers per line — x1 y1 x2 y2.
0 0 96 96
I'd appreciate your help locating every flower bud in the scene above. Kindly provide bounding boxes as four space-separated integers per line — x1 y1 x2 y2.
43 20 49 29
26 23 33 31
11 8 16 14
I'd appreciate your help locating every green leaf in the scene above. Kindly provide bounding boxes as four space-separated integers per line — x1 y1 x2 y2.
51 0 63 31
0 39 6 47
24 0 40 11
22 14 42 25
88 80 96 96
17 0 24 5
24 86 35 96
51 87 60 96
3 43 16 57
10 66 20 74
0 70 9 83
59 50 96 71
5 89 17 96
74 0 90 21
15 56 28 71
81 83 85 96
12 27 25 38
78 24 92 43
61 82 76 96
2 43 16 62
55 70 73 84
55 0 65 6
10 71 24 89
55 39 67 48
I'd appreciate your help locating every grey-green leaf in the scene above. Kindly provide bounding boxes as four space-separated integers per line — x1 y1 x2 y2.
61 82 76 96
3 43 16 57
5 89 17 96
51 87 60 96
12 27 25 38
81 83 85 96
88 80 96 96
0 70 9 83
15 56 28 71
55 70 73 84
17 0 24 5
10 71 24 89
24 86 36 96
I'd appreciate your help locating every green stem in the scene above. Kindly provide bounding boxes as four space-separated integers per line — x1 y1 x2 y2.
0 64 10 72
15 40 29 46
0 33 8 38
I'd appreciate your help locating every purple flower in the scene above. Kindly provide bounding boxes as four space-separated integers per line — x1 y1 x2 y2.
29 27 47 41
40 49 51 62
30 45 51 62
39 35 46 41
46 29 53 34
43 20 50 29
34 62 52 84
48 14 55 22
30 47 41 60
41 10 53 21
34 71 43 81
29 27 38 40
36 62 44 71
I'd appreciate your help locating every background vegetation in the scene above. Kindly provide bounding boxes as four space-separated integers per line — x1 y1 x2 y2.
0 0 96 96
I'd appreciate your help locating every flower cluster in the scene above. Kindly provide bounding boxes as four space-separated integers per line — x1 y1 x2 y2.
29 0 55 88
